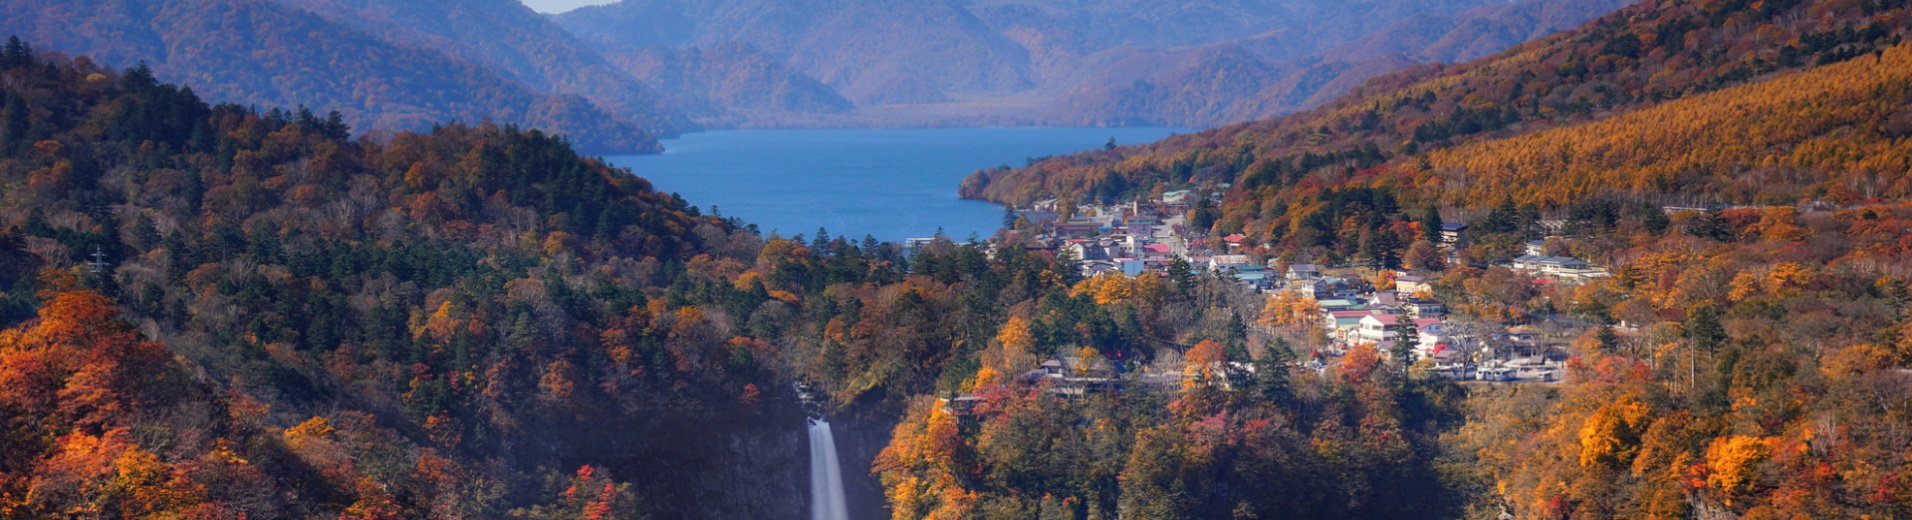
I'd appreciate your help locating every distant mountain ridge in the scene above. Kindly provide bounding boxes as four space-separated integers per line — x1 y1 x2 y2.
271 0 694 134
557 0 1042 106
601 43 856 126
0 0 666 153
1041 0 1643 127
557 0 1646 129
960 0 1912 208
0 0 1653 145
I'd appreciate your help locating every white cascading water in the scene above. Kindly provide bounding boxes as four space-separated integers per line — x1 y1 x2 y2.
808 418 850 520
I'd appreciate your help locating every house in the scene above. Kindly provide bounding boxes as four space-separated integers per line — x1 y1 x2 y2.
1324 309 1379 333
1127 221 1155 237
1021 211 1057 227
1354 311 1409 344
1414 318 1448 351
1081 260 1119 276
1371 292 1400 309
1066 239 1126 262
1440 221 1469 244
1209 255 1252 271
1323 277 1361 299
1394 274 1430 296
1233 272 1272 290
1223 234 1247 249
1162 190 1194 204
1040 359 1066 377
1541 257 1588 272
1299 277 1359 300
1139 244 1173 256
1316 299 1360 311
1406 299 1446 317
1120 259 1146 276
1512 255 1589 274
1525 240 1547 256
1286 264 1322 281
938 395 987 416
1054 222 1102 239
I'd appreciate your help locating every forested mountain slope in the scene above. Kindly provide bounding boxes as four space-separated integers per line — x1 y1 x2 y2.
271 0 692 135
5 15 1912 517
1028 0 1641 127
0 43 791 518
0 0 664 154
964 0 1912 208
598 43 857 127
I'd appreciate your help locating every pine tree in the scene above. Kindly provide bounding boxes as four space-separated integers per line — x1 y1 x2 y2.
1166 256 1194 296
1254 337 1294 403
1051 249 1082 287
1420 205 1444 242
1595 326 1621 354
0 36 31 69
1 95 26 155
1393 314 1419 372
1191 197 1219 232
1224 313 1250 363
1367 228 1403 270
1642 206 1670 234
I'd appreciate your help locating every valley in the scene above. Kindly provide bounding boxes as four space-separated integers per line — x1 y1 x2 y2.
0 0 1909 517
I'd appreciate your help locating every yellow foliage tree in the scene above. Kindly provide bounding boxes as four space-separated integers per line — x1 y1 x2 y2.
1070 272 1165 307
975 317 1038 389
1258 291 1321 329
1577 396 1652 469
1705 435 1770 497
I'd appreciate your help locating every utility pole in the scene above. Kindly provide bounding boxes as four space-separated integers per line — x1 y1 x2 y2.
89 245 110 274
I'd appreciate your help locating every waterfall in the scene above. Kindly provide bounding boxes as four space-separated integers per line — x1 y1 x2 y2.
808 418 850 520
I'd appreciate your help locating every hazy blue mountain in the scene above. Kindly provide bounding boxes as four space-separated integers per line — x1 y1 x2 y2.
272 0 692 134
557 0 1039 106
600 42 856 127
1039 0 1642 126
556 0 1640 128
0 0 665 152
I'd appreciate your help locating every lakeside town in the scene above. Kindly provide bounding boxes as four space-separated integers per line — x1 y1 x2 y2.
924 183 1638 405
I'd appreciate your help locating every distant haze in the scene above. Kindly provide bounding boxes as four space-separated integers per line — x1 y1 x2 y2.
519 0 614 14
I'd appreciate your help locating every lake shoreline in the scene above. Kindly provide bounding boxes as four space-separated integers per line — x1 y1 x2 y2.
604 127 1187 242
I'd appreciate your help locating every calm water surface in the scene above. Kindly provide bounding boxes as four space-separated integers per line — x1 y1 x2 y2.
604 127 1187 242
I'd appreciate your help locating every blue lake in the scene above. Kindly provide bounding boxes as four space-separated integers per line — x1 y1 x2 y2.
603 127 1187 243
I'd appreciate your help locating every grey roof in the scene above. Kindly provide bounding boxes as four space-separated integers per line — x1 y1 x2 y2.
1515 255 1584 265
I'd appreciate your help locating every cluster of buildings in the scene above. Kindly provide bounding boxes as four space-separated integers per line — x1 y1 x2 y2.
958 193 1607 385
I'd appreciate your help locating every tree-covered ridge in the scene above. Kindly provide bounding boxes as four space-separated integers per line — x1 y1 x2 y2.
0 0 667 154
0 43 791 518
1425 43 1912 206
274 0 696 136
961 0 1911 208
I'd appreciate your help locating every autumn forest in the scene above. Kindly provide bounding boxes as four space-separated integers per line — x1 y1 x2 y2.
2 0 1912 516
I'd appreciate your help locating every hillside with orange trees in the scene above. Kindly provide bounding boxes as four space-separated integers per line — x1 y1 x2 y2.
0 41 808 518
3 11 1912 515
1423 44 1912 206
961 0 1912 208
